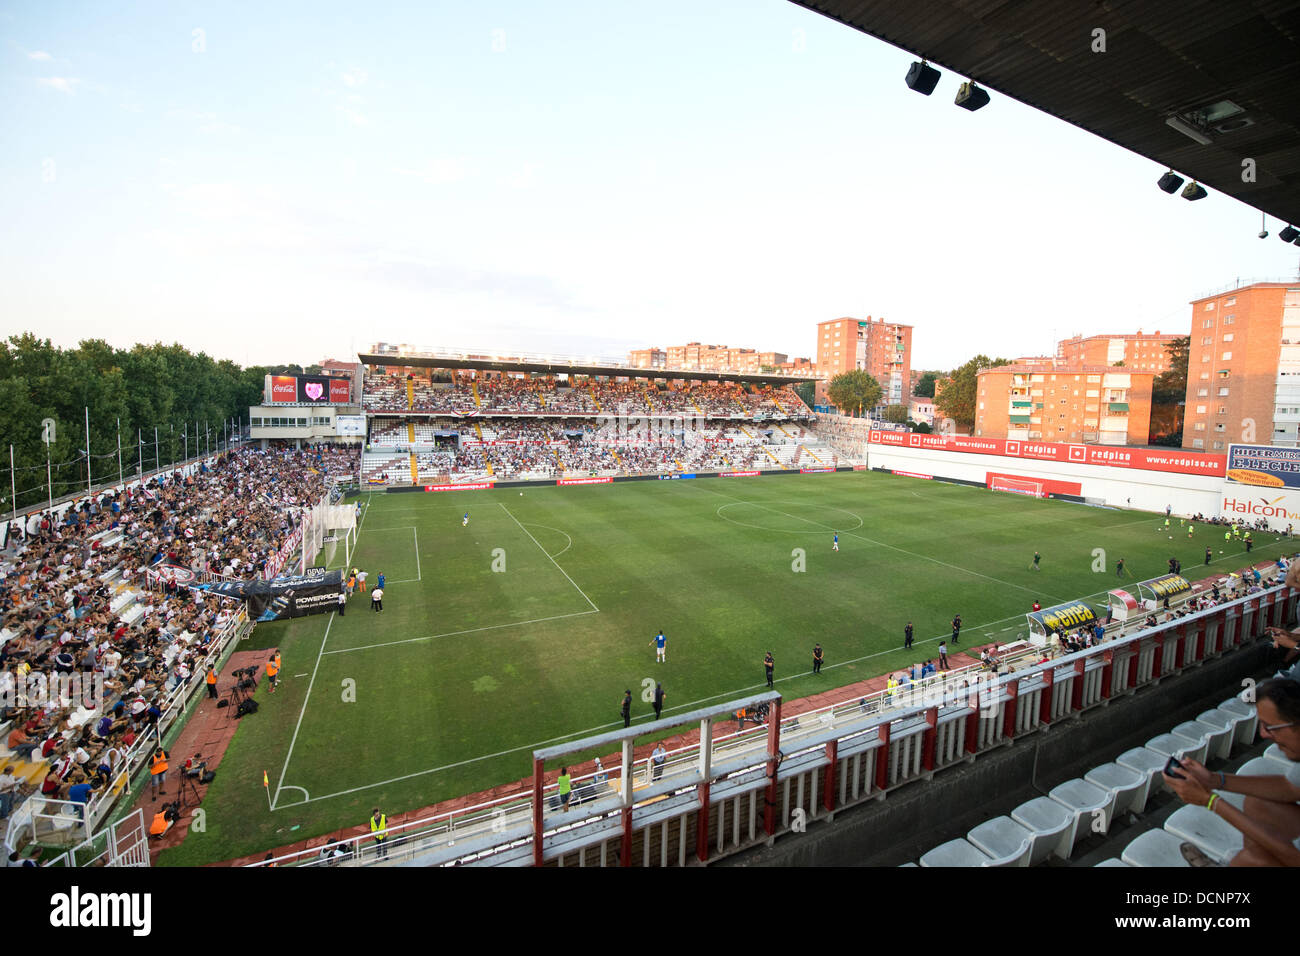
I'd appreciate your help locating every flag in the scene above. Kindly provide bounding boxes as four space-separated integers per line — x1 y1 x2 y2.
263 770 268 788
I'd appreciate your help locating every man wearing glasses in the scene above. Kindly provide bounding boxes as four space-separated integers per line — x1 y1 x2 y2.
1164 678 1300 866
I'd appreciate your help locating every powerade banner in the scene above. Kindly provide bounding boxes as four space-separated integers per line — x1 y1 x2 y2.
1030 600 1097 634
1226 444 1300 489
868 431 1225 477
195 568 344 622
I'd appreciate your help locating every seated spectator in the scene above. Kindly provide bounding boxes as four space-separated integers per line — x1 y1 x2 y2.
1164 678 1300 866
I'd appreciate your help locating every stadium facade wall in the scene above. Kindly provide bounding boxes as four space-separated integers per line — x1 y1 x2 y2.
867 446 1224 515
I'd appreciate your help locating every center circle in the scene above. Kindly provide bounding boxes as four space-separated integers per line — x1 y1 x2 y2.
715 501 864 534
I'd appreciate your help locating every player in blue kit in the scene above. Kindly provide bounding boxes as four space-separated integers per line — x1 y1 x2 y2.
649 630 667 663
462 512 469 527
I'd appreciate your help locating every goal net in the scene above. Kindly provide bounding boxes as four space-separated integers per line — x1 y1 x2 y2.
990 476 1045 498
301 501 359 573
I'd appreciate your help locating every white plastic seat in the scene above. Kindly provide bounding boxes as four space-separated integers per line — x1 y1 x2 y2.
1117 746 1167 801
919 838 992 867
1217 697 1257 746
1194 709 1237 761
1095 858 1131 867
1121 828 1191 867
1084 762 1148 815
1010 796 1073 865
1144 731 1207 766
1238 757 1287 777
1172 722 1216 763
1049 778 1116 856
1164 805 1242 864
966 816 1033 868
1263 743 1292 766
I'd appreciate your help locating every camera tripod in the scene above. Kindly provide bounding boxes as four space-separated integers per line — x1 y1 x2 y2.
174 764 203 810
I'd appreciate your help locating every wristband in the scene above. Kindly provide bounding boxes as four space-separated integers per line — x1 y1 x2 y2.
1218 771 1226 789
1206 793 1219 812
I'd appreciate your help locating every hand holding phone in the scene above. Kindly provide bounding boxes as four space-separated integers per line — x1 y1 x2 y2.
1164 755 1186 779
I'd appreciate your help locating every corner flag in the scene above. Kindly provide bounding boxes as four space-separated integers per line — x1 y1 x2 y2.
263 769 271 810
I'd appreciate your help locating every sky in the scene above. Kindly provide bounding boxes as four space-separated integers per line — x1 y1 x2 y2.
3 0 1299 374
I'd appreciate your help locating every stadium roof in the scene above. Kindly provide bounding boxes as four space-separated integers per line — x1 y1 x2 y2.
358 348 820 386
791 0 1300 226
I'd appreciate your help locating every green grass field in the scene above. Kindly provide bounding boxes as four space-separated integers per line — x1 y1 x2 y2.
157 471 1293 864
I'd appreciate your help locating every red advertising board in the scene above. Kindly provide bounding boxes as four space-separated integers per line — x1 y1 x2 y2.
329 379 352 403
866 431 1224 477
557 477 613 485
425 482 494 492
892 470 933 480
719 471 760 478
269 375 297 404
799 467 835 474
986 471 1081 497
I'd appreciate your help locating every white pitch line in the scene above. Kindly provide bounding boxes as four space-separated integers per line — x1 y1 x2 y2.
272 611 335 810
498 502 598 611
524 522 574 558
412 526 422 582
321 609 600 656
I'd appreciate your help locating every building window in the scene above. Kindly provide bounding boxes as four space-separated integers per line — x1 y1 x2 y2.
1222 333 1234 342
1214 423 1225 431
1218 405 1226 414
1196 405 1206 413
1194 423 1205 431
1224 316 1234 324
1192 438 1204 448
1219 387 1230 396
1221 352 1232 361
1213 441 1225 450
1201 337 1212 345
1204 302 1215 311
1203 319 1214 328
1225 297 1236 306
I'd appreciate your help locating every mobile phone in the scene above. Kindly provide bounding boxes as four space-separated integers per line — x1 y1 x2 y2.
1164 755 1185 779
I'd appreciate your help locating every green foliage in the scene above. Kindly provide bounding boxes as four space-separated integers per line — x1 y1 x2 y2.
1149 336 1190 443
793 381 815 408
0 334 264 510
827 370 883 418
883 404 908 424
935 355 1012 433
911 421 933 434
913 371 938 399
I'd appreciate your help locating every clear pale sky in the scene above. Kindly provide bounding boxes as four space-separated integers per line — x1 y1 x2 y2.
3 1 1299 373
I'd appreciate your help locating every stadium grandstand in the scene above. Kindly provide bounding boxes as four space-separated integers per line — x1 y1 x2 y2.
356 347 841 486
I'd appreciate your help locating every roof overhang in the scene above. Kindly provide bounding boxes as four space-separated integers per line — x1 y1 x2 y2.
791 0 1300 225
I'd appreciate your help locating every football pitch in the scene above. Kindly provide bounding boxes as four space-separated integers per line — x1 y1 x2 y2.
158 471 1293 864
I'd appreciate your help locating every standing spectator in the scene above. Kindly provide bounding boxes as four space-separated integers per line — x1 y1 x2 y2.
652 683 665 720
621 690 632 728
813 643 824 674
371 586 383 612
763 651 775 688
338 587 347 616
938 641 949 671
370 807 388 859
651 744 667 781
904 622 913 649
951 614 962 645
357 569 368 592
557 767 572 812
0 764 20 819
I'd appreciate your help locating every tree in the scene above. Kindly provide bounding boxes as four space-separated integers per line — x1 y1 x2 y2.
793 381 815 409
883 404 908 424
934 355 1012 433
1112 360 1126 367
1149 335 1190 444
913 371 938 399
912 421 932 434
827 370 883 418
